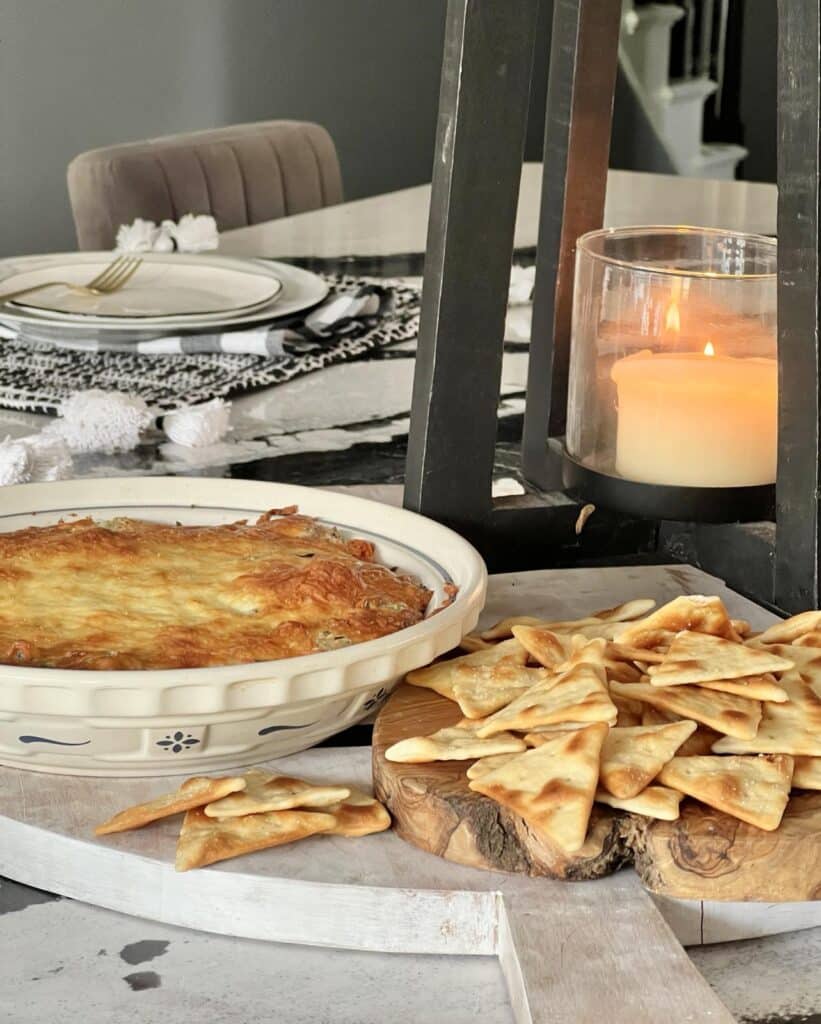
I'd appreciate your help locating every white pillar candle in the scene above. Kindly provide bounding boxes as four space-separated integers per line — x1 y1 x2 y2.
610 347 777 487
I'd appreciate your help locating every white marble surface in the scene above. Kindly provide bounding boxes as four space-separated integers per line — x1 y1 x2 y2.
219 164 777 260
0 890 514 1024
3 866 819 1024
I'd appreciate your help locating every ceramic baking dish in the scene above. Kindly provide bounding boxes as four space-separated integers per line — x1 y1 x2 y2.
0 477 486 776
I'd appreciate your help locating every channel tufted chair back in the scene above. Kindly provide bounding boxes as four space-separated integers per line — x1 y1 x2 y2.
67 120 343 250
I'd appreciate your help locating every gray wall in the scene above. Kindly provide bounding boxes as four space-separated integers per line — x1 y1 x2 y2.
1 0 447 258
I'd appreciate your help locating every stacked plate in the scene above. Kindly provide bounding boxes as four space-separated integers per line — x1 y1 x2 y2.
0 252 329 341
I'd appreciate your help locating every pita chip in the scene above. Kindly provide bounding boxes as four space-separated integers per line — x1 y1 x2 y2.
480 615 548 641
204 769 350 818
792 757 821 790
324 788 392 837
712 653 821 755
176 806 335 870
480 599 655 642
606 642 667 665
95 775 247 835
384 719 526 763
451 661 552 719
618 595 740 650
595 785 683 821
466 752 520 779
756 610 821 646
658 754 794 831
640 705 681 727
610 680 762 739
510 626 582 668
524 724 587 746
792 631 821 649
615 707 643 728
599 721 697 798
507 632 636 684
677 724 723 757
469 723 608 854
405 637 528 700
458 633 496 653
639 706 720 755
476 659 617 738
647 631 793 686
698 674 788 703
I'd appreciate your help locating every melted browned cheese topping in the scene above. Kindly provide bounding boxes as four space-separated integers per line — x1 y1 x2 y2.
0 511 432 669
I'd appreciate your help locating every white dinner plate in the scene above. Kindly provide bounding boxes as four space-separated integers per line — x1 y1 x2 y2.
0 253 329 336
4 254 282 320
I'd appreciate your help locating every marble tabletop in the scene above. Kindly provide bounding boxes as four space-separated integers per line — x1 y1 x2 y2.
219 163 777 260
4 167 817 1024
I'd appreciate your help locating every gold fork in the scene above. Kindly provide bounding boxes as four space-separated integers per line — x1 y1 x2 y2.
0 255 143 305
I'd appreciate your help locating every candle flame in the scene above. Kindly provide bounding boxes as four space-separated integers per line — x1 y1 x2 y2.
664 301 681 334
704 341 715 357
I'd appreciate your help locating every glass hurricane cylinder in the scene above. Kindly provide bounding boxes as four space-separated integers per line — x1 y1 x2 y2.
565 226 777 496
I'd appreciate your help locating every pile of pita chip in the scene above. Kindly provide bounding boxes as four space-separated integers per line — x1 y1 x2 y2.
94 768 391 871
390 594 821 853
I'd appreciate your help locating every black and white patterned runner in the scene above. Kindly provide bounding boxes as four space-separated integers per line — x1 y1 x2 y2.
0 274 420 415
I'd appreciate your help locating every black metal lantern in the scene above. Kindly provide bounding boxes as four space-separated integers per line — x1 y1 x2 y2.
404 0 821 614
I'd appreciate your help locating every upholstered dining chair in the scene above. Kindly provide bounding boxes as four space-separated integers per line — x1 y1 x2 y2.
67 120 344 250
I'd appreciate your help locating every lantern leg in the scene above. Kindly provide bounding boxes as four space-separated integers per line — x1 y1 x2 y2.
521 0 621 486
774 0 821 612
404 0 541 533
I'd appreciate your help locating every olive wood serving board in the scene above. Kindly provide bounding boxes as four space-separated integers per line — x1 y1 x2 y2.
373 684 821 900
372 566 821 903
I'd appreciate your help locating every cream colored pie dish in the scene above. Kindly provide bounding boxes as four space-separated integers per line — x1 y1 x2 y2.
0 477 486 776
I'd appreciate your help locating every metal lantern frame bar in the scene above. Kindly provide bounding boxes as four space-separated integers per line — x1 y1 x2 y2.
404 0 821 614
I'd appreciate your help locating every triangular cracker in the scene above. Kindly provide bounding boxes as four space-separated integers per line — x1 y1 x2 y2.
95 775 246 835
324 788 392 837
599 721 697 798
658 754 794 831
793 631 821 649
480 615 548 641
756 610 821 646
510 626 581 668
640 706 680 727
712 647 821 755
698 674 788 703
647 632 793 686
451 661 553 719
792 757 821 790
204 769 350 818
384 719 526 763
595 785 683 821
176 806 335 870
524 724 587 746
405 638 527 699
476 660 616 738
466 752 520 779
610 680 762 739
606 642 667 665
677 725 723 757
480 599 655 641
457 633 496 653
618 595 740 649
468 723 608 853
